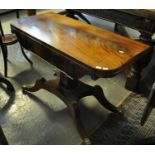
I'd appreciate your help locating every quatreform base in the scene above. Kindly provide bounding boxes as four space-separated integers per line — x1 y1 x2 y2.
22 72 122 144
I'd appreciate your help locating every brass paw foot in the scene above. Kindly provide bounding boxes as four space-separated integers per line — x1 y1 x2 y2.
82 138 91 145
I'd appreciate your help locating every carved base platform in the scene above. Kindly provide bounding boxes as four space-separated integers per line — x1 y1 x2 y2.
22 72 121 144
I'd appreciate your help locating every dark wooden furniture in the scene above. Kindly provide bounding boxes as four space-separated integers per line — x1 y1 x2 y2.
141 83 155 125
11 12 150 144
0 77 14 145
0 29 15 144
0 10 20 18
71 9 155 39
64 9 155 92
0 20 33 77
0 36 14 93
27 9 36 16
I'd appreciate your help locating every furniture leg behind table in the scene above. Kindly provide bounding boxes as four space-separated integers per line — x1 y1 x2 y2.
0 20 33 77
125 32 153 91
27 9 36 16
59 10 91 24
0 76 15 145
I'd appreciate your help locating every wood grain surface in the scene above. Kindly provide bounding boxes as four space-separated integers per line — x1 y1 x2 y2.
11 12 150 76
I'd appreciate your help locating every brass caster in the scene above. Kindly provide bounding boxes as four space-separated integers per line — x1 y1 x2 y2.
82 138 91 145
117 109 124 116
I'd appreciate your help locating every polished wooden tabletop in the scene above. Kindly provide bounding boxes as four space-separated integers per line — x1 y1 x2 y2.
11 12 150 76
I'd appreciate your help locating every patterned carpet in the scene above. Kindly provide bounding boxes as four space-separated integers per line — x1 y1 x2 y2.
90 93 155 144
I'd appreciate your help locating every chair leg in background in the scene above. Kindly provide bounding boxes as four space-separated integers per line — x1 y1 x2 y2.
1 45 8 77
15 9 20 19
0 77 15 91
20 45 33 65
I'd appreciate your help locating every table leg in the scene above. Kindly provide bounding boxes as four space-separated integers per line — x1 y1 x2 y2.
125 32 153 91
60 10 91 24
15 9 20 19
27 9 36 16
22 72 121 144
93 85 122 113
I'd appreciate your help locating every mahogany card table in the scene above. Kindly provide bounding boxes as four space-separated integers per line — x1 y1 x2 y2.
11 12 150 144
